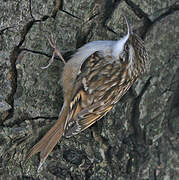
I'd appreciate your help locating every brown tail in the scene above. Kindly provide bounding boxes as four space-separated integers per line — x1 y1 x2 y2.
26 104 68 170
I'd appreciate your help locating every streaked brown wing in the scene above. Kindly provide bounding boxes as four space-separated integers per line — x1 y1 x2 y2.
64 52 136 138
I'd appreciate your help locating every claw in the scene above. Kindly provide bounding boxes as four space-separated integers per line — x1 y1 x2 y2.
41 34 66 69
37 161 44 172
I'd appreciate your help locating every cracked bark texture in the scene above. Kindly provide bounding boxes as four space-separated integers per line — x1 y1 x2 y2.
0 0 179 179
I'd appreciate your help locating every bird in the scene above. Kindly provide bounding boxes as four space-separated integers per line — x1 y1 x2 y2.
26 16 149 171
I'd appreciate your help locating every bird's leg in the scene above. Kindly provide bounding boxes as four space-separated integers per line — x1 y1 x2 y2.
41 34 66 69
48 34 66 64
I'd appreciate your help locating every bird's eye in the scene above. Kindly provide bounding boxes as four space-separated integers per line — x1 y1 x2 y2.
119 45 129 64
125 44 129 51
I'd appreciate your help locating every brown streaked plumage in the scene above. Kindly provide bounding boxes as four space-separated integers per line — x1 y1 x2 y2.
26 16 149 170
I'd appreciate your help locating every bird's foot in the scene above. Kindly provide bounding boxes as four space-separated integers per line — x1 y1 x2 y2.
41 34 65 69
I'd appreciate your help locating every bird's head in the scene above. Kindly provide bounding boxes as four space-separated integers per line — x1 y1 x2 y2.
112 16 135 63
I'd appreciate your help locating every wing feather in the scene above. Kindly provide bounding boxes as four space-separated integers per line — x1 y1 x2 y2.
64 52 135 138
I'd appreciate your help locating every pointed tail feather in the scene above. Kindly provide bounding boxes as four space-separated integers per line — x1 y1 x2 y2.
26 104 68 169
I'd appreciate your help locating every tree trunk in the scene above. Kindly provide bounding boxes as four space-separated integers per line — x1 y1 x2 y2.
0 0 178 179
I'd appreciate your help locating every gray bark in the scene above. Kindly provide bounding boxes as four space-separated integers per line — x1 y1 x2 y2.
0 0 178 179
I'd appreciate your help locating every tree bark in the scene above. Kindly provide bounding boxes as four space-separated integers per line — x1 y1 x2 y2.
0 0 178 179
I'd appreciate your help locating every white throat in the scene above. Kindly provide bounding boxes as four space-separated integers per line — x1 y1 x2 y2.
112 34 129 59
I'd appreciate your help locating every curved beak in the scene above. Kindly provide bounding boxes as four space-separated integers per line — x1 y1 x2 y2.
123 15 133 36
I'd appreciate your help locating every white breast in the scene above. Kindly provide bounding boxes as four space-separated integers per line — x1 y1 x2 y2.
69 40 116 66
